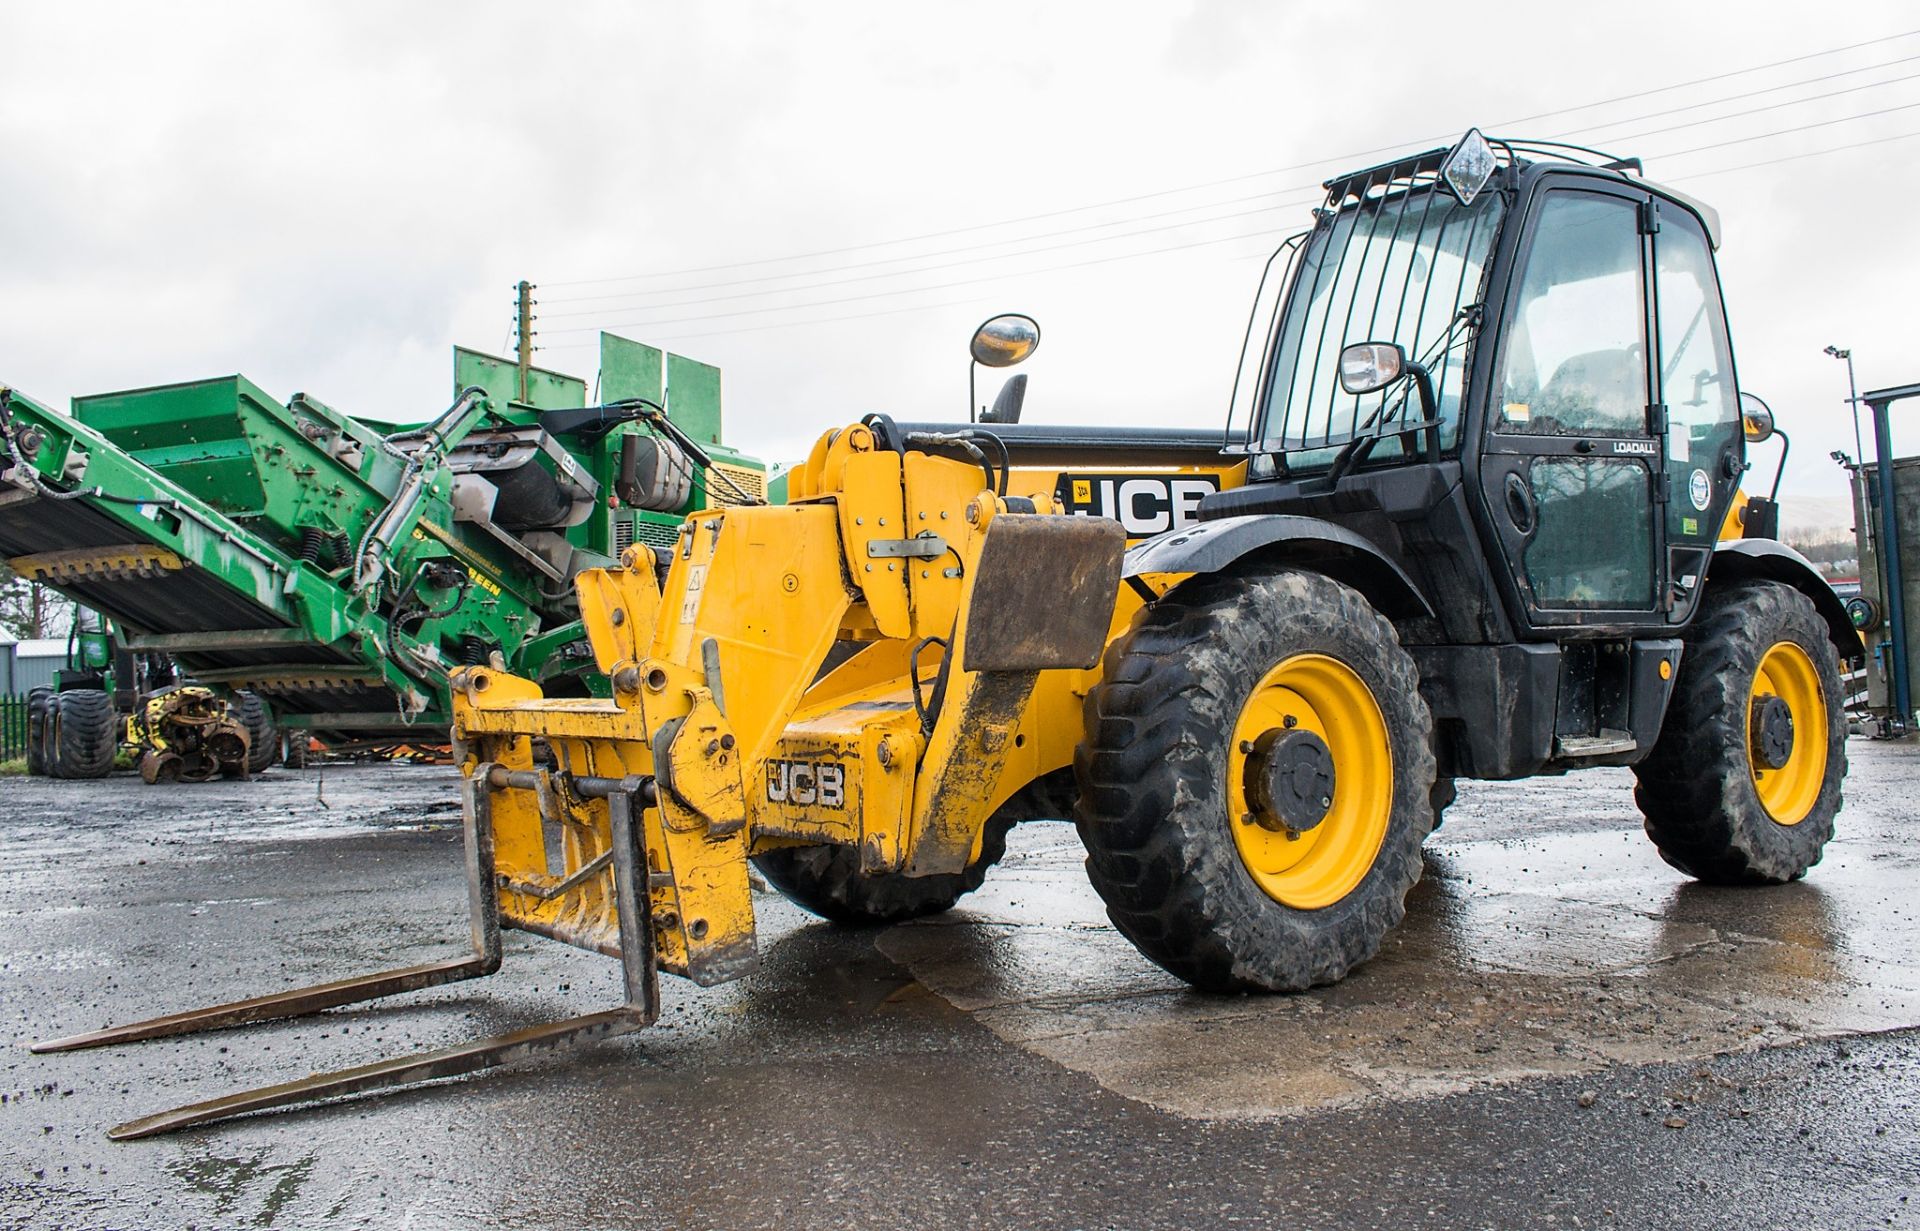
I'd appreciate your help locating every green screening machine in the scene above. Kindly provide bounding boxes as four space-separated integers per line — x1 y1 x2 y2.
0 332 768 770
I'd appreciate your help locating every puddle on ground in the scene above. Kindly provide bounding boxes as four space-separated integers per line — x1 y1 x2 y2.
880 795 1920 1121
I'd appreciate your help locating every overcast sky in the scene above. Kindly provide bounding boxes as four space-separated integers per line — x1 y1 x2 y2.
5 1 1917 522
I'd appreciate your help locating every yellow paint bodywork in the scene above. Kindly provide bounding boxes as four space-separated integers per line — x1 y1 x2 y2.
452 422 1245 988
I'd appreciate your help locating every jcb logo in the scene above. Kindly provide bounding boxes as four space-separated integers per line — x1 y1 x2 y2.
766 759 846 808
1055 473 1220 536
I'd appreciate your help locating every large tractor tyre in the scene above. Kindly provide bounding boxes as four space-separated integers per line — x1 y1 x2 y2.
1634 580 1846 884
283 735 310 769
1075 568 1436 993
233 691 277 775
751 774 1071 926
25 687 53 776
49 689 118 780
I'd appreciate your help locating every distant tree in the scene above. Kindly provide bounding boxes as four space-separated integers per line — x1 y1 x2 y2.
0 565 71 641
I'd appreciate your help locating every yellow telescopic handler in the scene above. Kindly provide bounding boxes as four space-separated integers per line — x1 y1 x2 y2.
41 130 1858 1139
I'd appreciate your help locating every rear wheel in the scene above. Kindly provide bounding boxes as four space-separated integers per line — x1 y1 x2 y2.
233 691 277 775
283 735 310 769
1634 581 1846 883
25 687 52 775
50 689 118 779
1075 568 1435 992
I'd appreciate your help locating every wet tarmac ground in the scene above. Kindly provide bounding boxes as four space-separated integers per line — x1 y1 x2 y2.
1 744 1917 1230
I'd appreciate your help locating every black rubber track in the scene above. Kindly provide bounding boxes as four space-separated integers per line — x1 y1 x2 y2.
1074 567 1435 993
234 691 277 775
754 770 1074 926
1633 580 1846 884
50 689 118 780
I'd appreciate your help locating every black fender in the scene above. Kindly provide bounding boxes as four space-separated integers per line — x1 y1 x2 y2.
1709 538 1861 661
1123 514 1433 619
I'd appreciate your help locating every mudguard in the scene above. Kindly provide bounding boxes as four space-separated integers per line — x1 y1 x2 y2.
1123 513 1432 618
1710 538 1861 661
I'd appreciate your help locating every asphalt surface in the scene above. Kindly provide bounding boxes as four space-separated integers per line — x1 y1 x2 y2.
1 742 1916 1230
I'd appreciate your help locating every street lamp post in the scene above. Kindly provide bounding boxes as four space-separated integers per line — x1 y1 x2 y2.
1826 345 1864 464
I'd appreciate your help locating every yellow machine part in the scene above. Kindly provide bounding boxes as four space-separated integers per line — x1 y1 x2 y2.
1747 640 1828 825
453 422 1245 987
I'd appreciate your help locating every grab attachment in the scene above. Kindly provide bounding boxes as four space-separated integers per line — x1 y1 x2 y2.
32 766 660 1140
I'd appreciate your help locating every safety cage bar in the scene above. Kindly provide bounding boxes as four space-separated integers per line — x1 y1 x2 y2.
1223 135 1640 472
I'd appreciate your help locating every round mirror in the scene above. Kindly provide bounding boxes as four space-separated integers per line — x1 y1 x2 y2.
970 314 1041 368
1739 392 1776 443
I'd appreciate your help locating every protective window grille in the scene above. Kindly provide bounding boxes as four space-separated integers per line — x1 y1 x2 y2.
1240 147 1510 462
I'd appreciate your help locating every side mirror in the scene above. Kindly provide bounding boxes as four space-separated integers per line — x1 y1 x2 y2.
1338 342 1406 395
970 314 1040 368
1739 392 1775 443
969 313 1040 421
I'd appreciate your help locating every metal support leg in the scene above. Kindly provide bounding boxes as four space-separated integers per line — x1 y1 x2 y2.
36 768 661 1140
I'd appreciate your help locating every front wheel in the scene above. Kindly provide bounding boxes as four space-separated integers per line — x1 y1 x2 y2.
49 689 118 780
1634 580 1846 883
1074 568 1435 992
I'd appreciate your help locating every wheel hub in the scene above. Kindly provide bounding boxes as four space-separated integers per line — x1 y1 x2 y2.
1246 728 1336 833
1750 693 1795 771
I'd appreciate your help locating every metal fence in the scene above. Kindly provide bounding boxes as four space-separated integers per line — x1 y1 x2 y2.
1 694 27 761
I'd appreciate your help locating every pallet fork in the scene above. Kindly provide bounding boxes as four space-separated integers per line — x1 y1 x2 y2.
33 766 660 1140
34 423 1126 1140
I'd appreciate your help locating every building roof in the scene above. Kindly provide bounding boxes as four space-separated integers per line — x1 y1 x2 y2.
0 639 67 658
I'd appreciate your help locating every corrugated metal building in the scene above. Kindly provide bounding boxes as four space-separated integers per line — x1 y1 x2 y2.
1 639 67 694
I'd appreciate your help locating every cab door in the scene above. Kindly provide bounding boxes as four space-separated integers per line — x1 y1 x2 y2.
1649 202 1743 625
1477 182 1667 631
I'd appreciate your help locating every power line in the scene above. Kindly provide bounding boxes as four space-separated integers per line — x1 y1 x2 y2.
1547 51 1920 138
541 195 1322 320
1669 124 1920 180
1596 69 1920 147
544 54 1920 323
540 183 1307 307
555 122 1920 349
548 94 1920 337
1497 27 1919 127
546 223 1295 335
1651 97 1920 159
542 26 1920 290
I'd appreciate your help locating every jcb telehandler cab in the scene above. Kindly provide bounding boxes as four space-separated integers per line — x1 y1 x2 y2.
42 131 1857 1138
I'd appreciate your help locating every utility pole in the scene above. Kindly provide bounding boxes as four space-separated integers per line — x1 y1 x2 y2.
515 280 537 404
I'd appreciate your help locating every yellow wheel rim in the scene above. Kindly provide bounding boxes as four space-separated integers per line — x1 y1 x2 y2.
1227 653 1393 910
1747 641 1827 826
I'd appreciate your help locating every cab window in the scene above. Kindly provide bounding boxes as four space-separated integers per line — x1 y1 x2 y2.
1496 194 1648 436
1655 209 1739 543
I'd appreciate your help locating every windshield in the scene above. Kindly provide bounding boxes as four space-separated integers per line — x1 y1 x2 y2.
1256 185 1504 462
